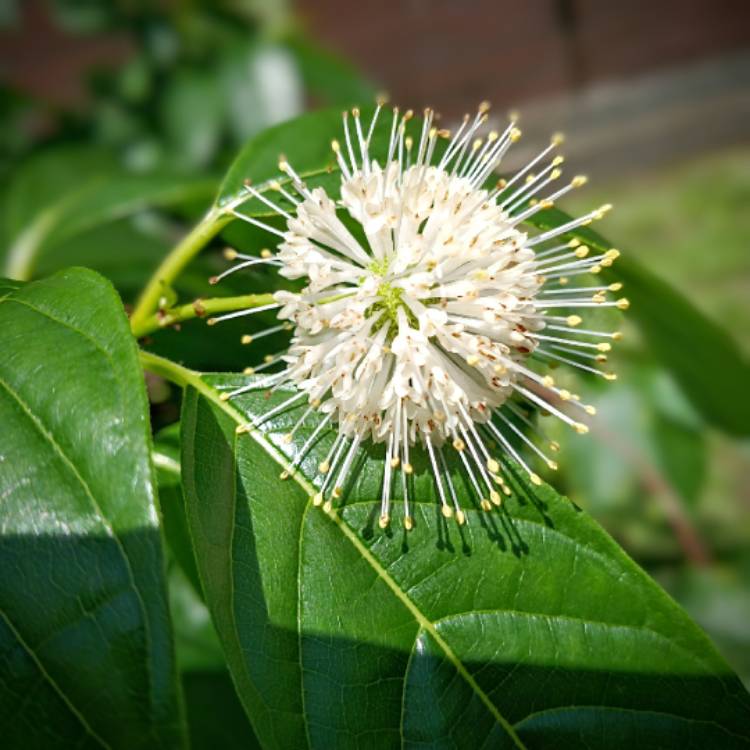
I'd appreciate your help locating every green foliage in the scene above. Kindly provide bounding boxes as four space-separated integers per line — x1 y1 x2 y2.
0 269 185 748
1 11 749 742
526 206 750 437
179 376 750 748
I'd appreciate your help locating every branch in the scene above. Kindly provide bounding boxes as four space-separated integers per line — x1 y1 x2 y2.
131 292 275 339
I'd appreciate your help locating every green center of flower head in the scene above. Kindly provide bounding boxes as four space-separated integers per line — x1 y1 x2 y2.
364 258 417 331
370 279 419 332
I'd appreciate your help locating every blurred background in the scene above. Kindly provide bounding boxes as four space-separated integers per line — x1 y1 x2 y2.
1 0 748 704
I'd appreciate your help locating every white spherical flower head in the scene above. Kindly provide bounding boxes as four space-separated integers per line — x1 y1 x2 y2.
276 162 542 445
216 102 626 529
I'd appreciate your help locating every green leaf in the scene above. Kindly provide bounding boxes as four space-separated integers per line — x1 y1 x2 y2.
0 269 186 748
2 146 215 281
215 108 345 206
216 105 400 208
525 206 750 437
180 374 750 749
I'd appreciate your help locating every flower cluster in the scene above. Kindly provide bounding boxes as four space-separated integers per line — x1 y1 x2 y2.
213 101 625 529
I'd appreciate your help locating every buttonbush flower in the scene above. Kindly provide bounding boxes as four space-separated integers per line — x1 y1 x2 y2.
214 102 625 529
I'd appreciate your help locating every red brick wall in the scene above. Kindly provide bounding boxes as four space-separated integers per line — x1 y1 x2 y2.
298 0 750 114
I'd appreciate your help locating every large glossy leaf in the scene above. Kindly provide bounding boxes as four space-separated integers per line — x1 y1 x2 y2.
525 206 750 437
0 269 186 748
180 374 750 749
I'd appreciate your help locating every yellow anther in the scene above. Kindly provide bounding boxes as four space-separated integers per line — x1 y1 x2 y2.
378 514 390 529
223 248 238 260
572 175 588 187
466 354 480 366
403 463 413 475
390 456 400 469
481 498 492 512
456 510 466 525
609 282 623 291
567 315 582 326
510 128 522 142
612 331 623 341
403 515 414 531
283 433 293 444
323 499 333 513
568 238 581 248
604 372 618 381
219 392 230 402
318 460 330 474
597 342 612 352
279 470 289 480
542 375 555 388
585 405 597 415
331 139 340 152
530 473 542 486
441 505 453 518
241 334 253 345
312 492 323 506
575 246 589 258
552 155 565 166
551 132 565 145
575 422 589 434
559 389 572 401
616 297 630 310
453 438 465 451
547 460 558 470
550 168 562 180
235 424 249 434
490 490 502 506
243 366 255 375
260 248 273 259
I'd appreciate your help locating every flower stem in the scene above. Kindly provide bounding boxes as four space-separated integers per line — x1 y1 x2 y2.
131 292 275 339
129 206 229 333
139 349 247 424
